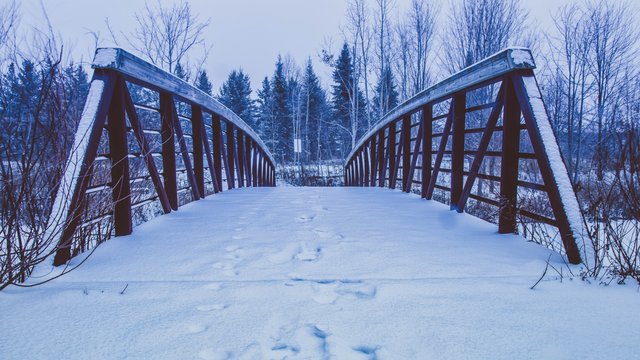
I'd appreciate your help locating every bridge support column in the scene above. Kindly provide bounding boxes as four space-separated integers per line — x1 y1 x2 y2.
450 92 466 211
212 115 224 192
421 105 432 198
192 105 205 198
402 115 411 192
388 122 397 189
160 93 178 210
226 123 236 189
499 79 520 234
108 77 132 236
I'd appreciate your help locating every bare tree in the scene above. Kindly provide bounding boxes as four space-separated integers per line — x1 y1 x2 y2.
586 0 637 180
373 0 395 116
443 0 529 72
127 0 210 74
401 0 439 96
346 0 373 130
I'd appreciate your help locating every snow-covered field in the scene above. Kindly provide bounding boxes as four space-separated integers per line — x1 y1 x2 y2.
1 187 638 359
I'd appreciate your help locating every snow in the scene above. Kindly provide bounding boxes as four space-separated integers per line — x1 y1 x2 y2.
522 75 592 264
509 48 535 67
92 48 120 68
2 187 638 359
42 79 106 259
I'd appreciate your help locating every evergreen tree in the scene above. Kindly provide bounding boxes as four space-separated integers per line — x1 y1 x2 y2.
218 69 254 128
373 66 399 121
174 62 189 81
196 70 212 96
331 43 367 158
301 59 327 162
271 55 292 162
256 76 275 151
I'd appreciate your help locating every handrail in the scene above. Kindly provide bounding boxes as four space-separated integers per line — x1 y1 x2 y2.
47 48 276 266
93 48 276 166
346 47 536 162
344 47 588 265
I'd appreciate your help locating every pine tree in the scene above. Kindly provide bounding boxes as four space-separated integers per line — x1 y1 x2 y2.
373 66 399 121
196 70 212 96
256 76 275 151
174 62 189 81
218 69 254 128
272 55 292 162
331 43 367 158
301 59 327 162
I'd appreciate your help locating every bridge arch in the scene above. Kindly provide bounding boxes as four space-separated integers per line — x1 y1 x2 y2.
344 48 587 264
47 48 276 266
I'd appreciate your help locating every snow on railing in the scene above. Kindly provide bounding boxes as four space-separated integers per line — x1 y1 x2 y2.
344 47 587 265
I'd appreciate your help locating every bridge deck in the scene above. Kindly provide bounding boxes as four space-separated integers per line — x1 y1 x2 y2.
2 187 638 358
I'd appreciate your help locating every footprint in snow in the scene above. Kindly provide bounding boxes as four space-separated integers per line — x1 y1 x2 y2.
295 213 316 223
196 304 228 312
185 323 208 334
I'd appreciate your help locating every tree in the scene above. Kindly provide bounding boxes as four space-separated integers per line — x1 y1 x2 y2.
331 43 367 157
301 59 327 162
195 70 212 96
128 0 210 73
444 0 529 72
218 69 254 128
256 76 275 152
373 65 398 120
271 56 292 162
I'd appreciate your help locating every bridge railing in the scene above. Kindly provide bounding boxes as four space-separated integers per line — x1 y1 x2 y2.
48 48 276 266
344 48 587 265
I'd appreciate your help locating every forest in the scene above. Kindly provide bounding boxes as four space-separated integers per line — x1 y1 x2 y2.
0 0 638 287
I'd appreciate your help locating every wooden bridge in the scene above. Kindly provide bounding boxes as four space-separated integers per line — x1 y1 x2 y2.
46 47 588 268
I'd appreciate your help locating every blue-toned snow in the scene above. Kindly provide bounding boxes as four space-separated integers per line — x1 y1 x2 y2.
1 187 638 359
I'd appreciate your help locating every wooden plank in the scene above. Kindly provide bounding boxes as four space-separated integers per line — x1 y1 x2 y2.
191 105 205 198
245 138 252 187
237 132 245 188
226 123 236 189
387 122 397 189
421 104 432 198
377 129 386 187
370 136 378 186
499 78 521 233
160 93 178 211
457 84 505 212
212 114 223 192
426 105 453 199
108 77 132 236
122 83 171 213
406 121 424 193
402 115 411 192
53 70 117 266
363 145 370 187
450 92 466 211
171 97 201 201
198 113 220 195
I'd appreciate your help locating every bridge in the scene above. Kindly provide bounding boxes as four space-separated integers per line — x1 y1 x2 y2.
3 47 637 359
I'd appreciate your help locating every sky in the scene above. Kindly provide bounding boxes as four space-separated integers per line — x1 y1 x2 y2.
16 0 637 93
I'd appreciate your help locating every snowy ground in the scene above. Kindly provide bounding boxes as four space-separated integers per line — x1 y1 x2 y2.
1 187 638 359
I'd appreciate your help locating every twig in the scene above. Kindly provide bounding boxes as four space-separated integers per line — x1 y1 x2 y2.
120 283 129 295
531 254 552 290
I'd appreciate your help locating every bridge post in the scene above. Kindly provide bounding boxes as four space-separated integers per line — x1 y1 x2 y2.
450 92 466 211
252 144 258 186
160 92 178 210
108 76 132 236
226 123 236 189
237 132 245 188
364 146 370 187
421 104 432 198
499 78 521 233
388 122 397 189
377 129 385 187
245 138 252 187
370 137 377 186
402 115 411 192
191 105 205 198
212 115 224 192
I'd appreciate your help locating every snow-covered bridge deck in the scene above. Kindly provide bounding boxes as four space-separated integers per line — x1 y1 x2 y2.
2 187 638 359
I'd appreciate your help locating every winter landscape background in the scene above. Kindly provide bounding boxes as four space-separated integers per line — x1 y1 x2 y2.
1 0 639 358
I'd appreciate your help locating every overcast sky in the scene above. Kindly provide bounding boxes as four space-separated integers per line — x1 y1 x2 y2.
17 0 637 93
